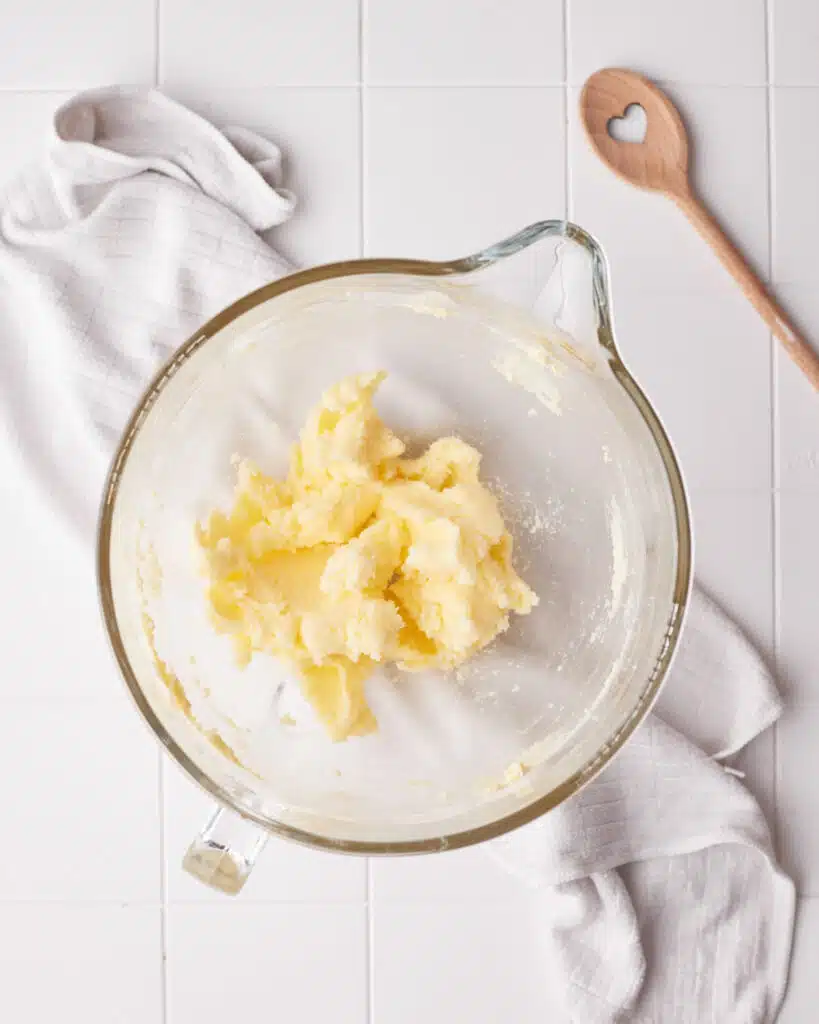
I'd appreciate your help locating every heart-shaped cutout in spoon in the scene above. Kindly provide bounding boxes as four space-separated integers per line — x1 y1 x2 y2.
607 103 647 145
580 67 819 391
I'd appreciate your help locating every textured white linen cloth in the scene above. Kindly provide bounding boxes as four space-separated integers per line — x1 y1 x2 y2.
0 88 794 1023
489 589 795 1023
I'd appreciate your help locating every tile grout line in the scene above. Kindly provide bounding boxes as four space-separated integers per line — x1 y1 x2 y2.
764 0 781 858
0 897 379 906
154 7 167 1018
359 0 367 259
155 12 165 1018
358 5 374 1024
2 82 816 96
157 752 169 1024
563 0 571 220
366 858 375 1023
154 0 161 87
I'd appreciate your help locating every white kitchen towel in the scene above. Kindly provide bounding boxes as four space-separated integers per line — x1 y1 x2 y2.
488 587 795 1023
0 88 794 1023
0 87 294 542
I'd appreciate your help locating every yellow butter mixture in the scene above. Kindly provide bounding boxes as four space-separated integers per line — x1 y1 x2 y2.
196 372 538 741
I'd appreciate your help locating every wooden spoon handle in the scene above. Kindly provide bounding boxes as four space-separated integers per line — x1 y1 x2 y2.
673 188 819 390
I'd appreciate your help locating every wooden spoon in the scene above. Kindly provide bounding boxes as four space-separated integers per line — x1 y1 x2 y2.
580 67 819 391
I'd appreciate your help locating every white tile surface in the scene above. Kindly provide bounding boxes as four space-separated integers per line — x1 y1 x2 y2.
779 489 819 700
371 845 531 903
160 0 359 88
776 286 819 488
166 905 367 1023
0 93 71 185
0 697 160 901
778 703 819 892
165 87 361 265
777 487 819 890
772 0 819 86
689 489 774 655
688 491 776 817
569 85 770 290
164 763 366 902
366 0 564 85
365 87 565 257
568 0 767 86
779 898 819 1022
609 285 772 492
0 905 162 1024
773 88 819 285
0 482 123 700
0 2 153 89
373 903 559 1023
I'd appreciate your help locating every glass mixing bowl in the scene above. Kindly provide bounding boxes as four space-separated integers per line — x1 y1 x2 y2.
97 221 691 893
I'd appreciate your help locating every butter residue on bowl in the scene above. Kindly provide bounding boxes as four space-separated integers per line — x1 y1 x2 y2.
196 372 538 742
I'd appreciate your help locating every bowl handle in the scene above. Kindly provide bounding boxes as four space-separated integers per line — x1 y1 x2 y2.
182 805 269 895
441 220 620 364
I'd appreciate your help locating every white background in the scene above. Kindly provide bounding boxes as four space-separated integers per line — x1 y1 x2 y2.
1 0 818 1020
